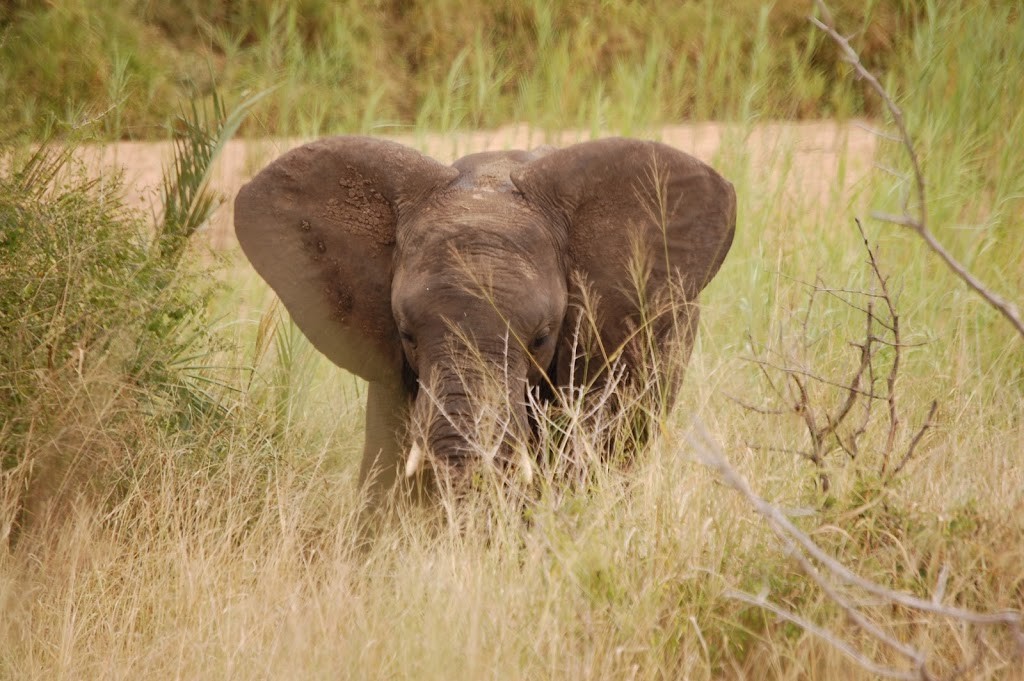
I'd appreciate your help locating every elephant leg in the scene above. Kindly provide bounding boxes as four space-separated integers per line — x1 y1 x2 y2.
358 379 409 501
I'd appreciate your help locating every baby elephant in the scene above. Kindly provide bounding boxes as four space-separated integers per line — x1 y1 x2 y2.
235 136 735 495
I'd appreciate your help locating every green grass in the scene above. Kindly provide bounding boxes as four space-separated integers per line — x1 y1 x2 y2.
1 0 921 140
2 1 1023 679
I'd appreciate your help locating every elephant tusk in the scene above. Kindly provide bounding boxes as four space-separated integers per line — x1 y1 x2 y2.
518 449 534 485
405 442 425 479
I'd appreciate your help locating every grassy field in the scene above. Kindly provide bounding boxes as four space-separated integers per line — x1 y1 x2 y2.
2 2 1023 679
1 0 919 140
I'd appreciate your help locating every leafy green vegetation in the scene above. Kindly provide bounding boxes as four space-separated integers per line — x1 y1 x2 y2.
0 92 265 541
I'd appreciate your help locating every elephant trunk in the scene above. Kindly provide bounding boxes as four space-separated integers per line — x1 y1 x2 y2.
406 364 531 481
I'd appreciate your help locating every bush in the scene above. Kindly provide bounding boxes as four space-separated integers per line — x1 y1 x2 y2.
0 97 239 542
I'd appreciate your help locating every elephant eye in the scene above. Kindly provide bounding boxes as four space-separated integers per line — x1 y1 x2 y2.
399 330 416 347
531 332 550 351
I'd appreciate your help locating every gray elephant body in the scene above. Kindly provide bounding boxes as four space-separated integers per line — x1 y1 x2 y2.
235 137 735 495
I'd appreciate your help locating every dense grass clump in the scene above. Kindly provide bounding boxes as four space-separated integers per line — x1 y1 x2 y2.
0 147 196 530
0 95 257 542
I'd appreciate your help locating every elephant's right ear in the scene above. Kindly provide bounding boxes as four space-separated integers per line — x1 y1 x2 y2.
235 136 458 383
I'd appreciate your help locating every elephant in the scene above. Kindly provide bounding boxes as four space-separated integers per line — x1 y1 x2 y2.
234 136 735 497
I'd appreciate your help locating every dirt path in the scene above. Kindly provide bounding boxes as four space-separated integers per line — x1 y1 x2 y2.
77 121 878 249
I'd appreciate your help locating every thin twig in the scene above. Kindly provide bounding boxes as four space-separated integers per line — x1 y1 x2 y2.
852 120 904 143
744 442 825 464
829 310 873 433
725 393 792 415
889 400 938 478
855 218 904 470
811 2 1024 340
743 357 882 398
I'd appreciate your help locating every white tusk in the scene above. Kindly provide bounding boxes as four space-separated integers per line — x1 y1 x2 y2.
518 450 534 485
405 442 425 479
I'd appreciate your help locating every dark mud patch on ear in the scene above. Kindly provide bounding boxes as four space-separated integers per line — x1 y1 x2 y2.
329 280 355 318
316 167 397 250
295 222 371 325
296 218 327 263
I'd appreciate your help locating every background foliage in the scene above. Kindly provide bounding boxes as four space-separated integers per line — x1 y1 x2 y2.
0 0 924 138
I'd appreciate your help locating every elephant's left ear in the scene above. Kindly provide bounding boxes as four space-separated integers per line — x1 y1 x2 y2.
511 138 735 383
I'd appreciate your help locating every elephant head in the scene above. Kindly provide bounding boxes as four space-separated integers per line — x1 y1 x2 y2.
235 136 735 494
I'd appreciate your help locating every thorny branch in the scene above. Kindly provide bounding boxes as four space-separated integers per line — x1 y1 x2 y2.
736 221 936 487
811 0 1024 340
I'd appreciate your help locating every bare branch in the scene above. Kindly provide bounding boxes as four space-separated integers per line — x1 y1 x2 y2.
737 215 937 482
776 534 929 671
692 425 1024 679
743 357 882 398
691 426 1024 632
812 1 1024 341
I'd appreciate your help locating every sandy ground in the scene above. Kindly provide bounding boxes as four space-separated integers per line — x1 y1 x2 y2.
76 121 879 249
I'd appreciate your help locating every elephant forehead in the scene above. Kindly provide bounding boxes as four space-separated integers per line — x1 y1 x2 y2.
409 232 542 282
393 229 565 323
402 205 556 266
